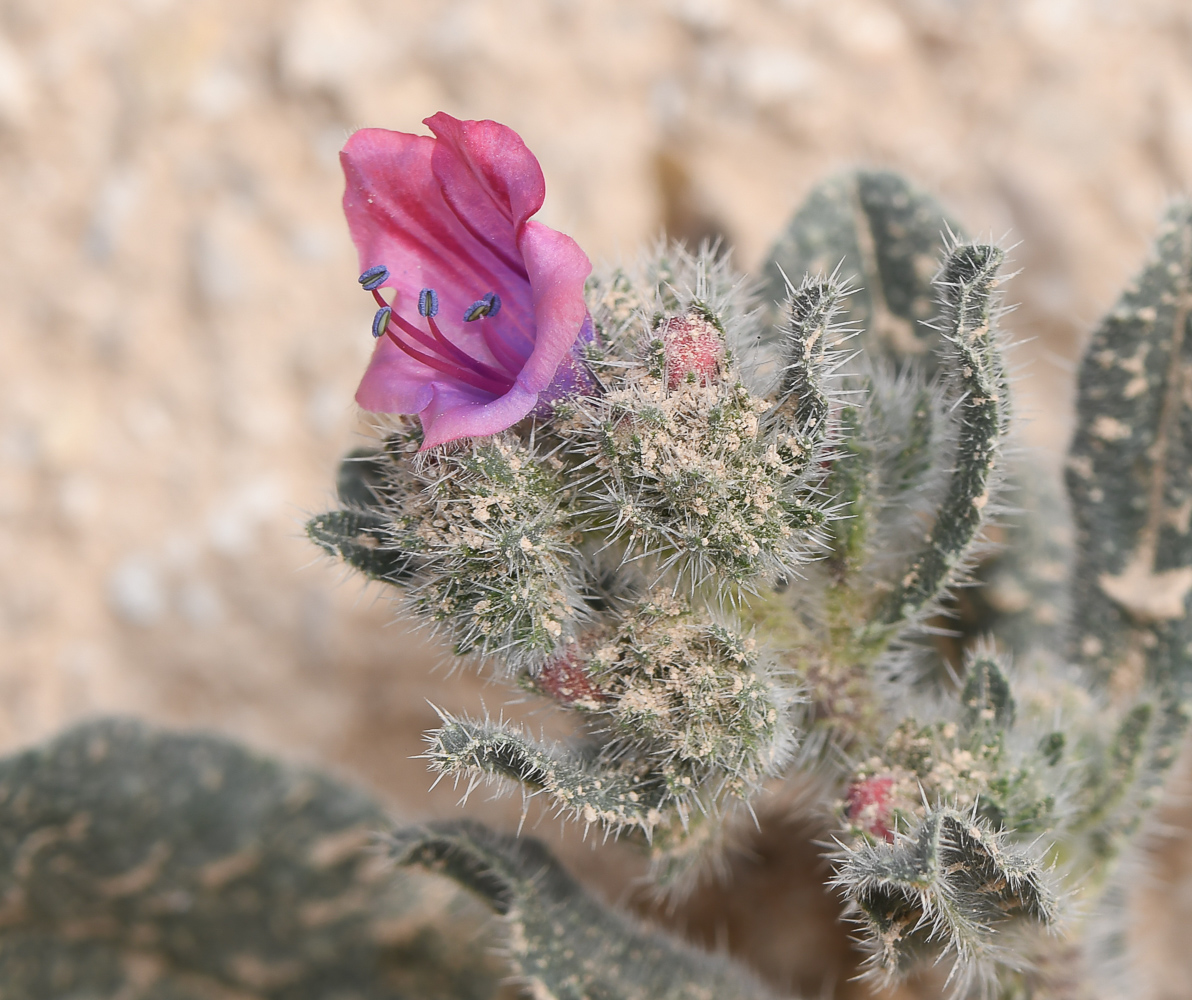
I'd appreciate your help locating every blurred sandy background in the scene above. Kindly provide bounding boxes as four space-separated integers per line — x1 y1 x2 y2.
3 0 1192 997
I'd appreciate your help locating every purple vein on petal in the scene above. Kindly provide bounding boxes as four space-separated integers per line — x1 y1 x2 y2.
448 206 530 280
475 318 530 375
424 313 516 383
362 177 524 305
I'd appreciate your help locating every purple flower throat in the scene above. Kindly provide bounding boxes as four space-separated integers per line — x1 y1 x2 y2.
358 265 526 397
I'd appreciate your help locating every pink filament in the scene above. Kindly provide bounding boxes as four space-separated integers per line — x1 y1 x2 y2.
371 289 518 396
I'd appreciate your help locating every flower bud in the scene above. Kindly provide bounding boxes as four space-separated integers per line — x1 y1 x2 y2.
660 313 724 390
844 774 896 842
532 648 608 710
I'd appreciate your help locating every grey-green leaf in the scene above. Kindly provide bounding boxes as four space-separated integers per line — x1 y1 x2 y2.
425 716 670 836
878 243 1009 628
759 170 965 372
392 819 779 1000
0 718 501 1000
962 466 1072 655
1071 697 1189 867
961 654 1016 731
1067 201 1192 692
307 508 416 585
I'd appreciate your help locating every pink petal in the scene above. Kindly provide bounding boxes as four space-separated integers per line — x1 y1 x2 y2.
340 128 533 331
419 380 540 449
515 220 592 392
534 315 598 412
425 113 546 277
354 334 437 413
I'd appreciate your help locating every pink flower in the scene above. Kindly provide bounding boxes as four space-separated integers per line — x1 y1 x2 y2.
341 113 593 448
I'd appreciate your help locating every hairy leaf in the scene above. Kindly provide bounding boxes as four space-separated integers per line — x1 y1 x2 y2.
960 467 1072 656
775 274 845 437
426 716 670 836
336 446 389 508
306 509 416 585
1071 697 1189 866
392 820 778 1000
0 718 500 1000
961 655 1016 731
879 244 1009 627
1067 201 1192 693
760 169 964 372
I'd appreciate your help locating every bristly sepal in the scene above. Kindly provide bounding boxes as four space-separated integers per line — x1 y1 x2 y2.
582 592 798 794
839 649 1061 845
561 248 833 595
394 435 585 670
832 807 1059 996
426 595 798 837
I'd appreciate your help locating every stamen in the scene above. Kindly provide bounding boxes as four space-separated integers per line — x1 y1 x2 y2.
367 288 520 398
387 309 467 364
419 288 440 318
372 306 392 339
426 314 516 383
359 265 389 291
464 292 501 322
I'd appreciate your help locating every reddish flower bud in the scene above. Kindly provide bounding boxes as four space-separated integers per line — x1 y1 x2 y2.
660 313 724 390
533 649 607 709
844 775 896 843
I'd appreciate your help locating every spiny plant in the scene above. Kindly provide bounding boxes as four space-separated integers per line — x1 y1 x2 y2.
6 117 1187 1000
307 160 1192 999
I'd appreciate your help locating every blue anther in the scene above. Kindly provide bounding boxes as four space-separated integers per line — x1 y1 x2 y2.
463 292 501 322
359 265 389 291
371 306 392 339
418 288 440 318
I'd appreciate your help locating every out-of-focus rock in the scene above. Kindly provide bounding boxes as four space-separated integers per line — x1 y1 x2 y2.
279 0 389 103
0 31 33 126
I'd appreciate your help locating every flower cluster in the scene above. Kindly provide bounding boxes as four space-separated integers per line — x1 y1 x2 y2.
317 118 832 839
561 329 826 589
839 656 1059 845
527 592 796 799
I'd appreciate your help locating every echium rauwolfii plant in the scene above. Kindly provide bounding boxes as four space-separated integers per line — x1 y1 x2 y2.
307 115 1192 1000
